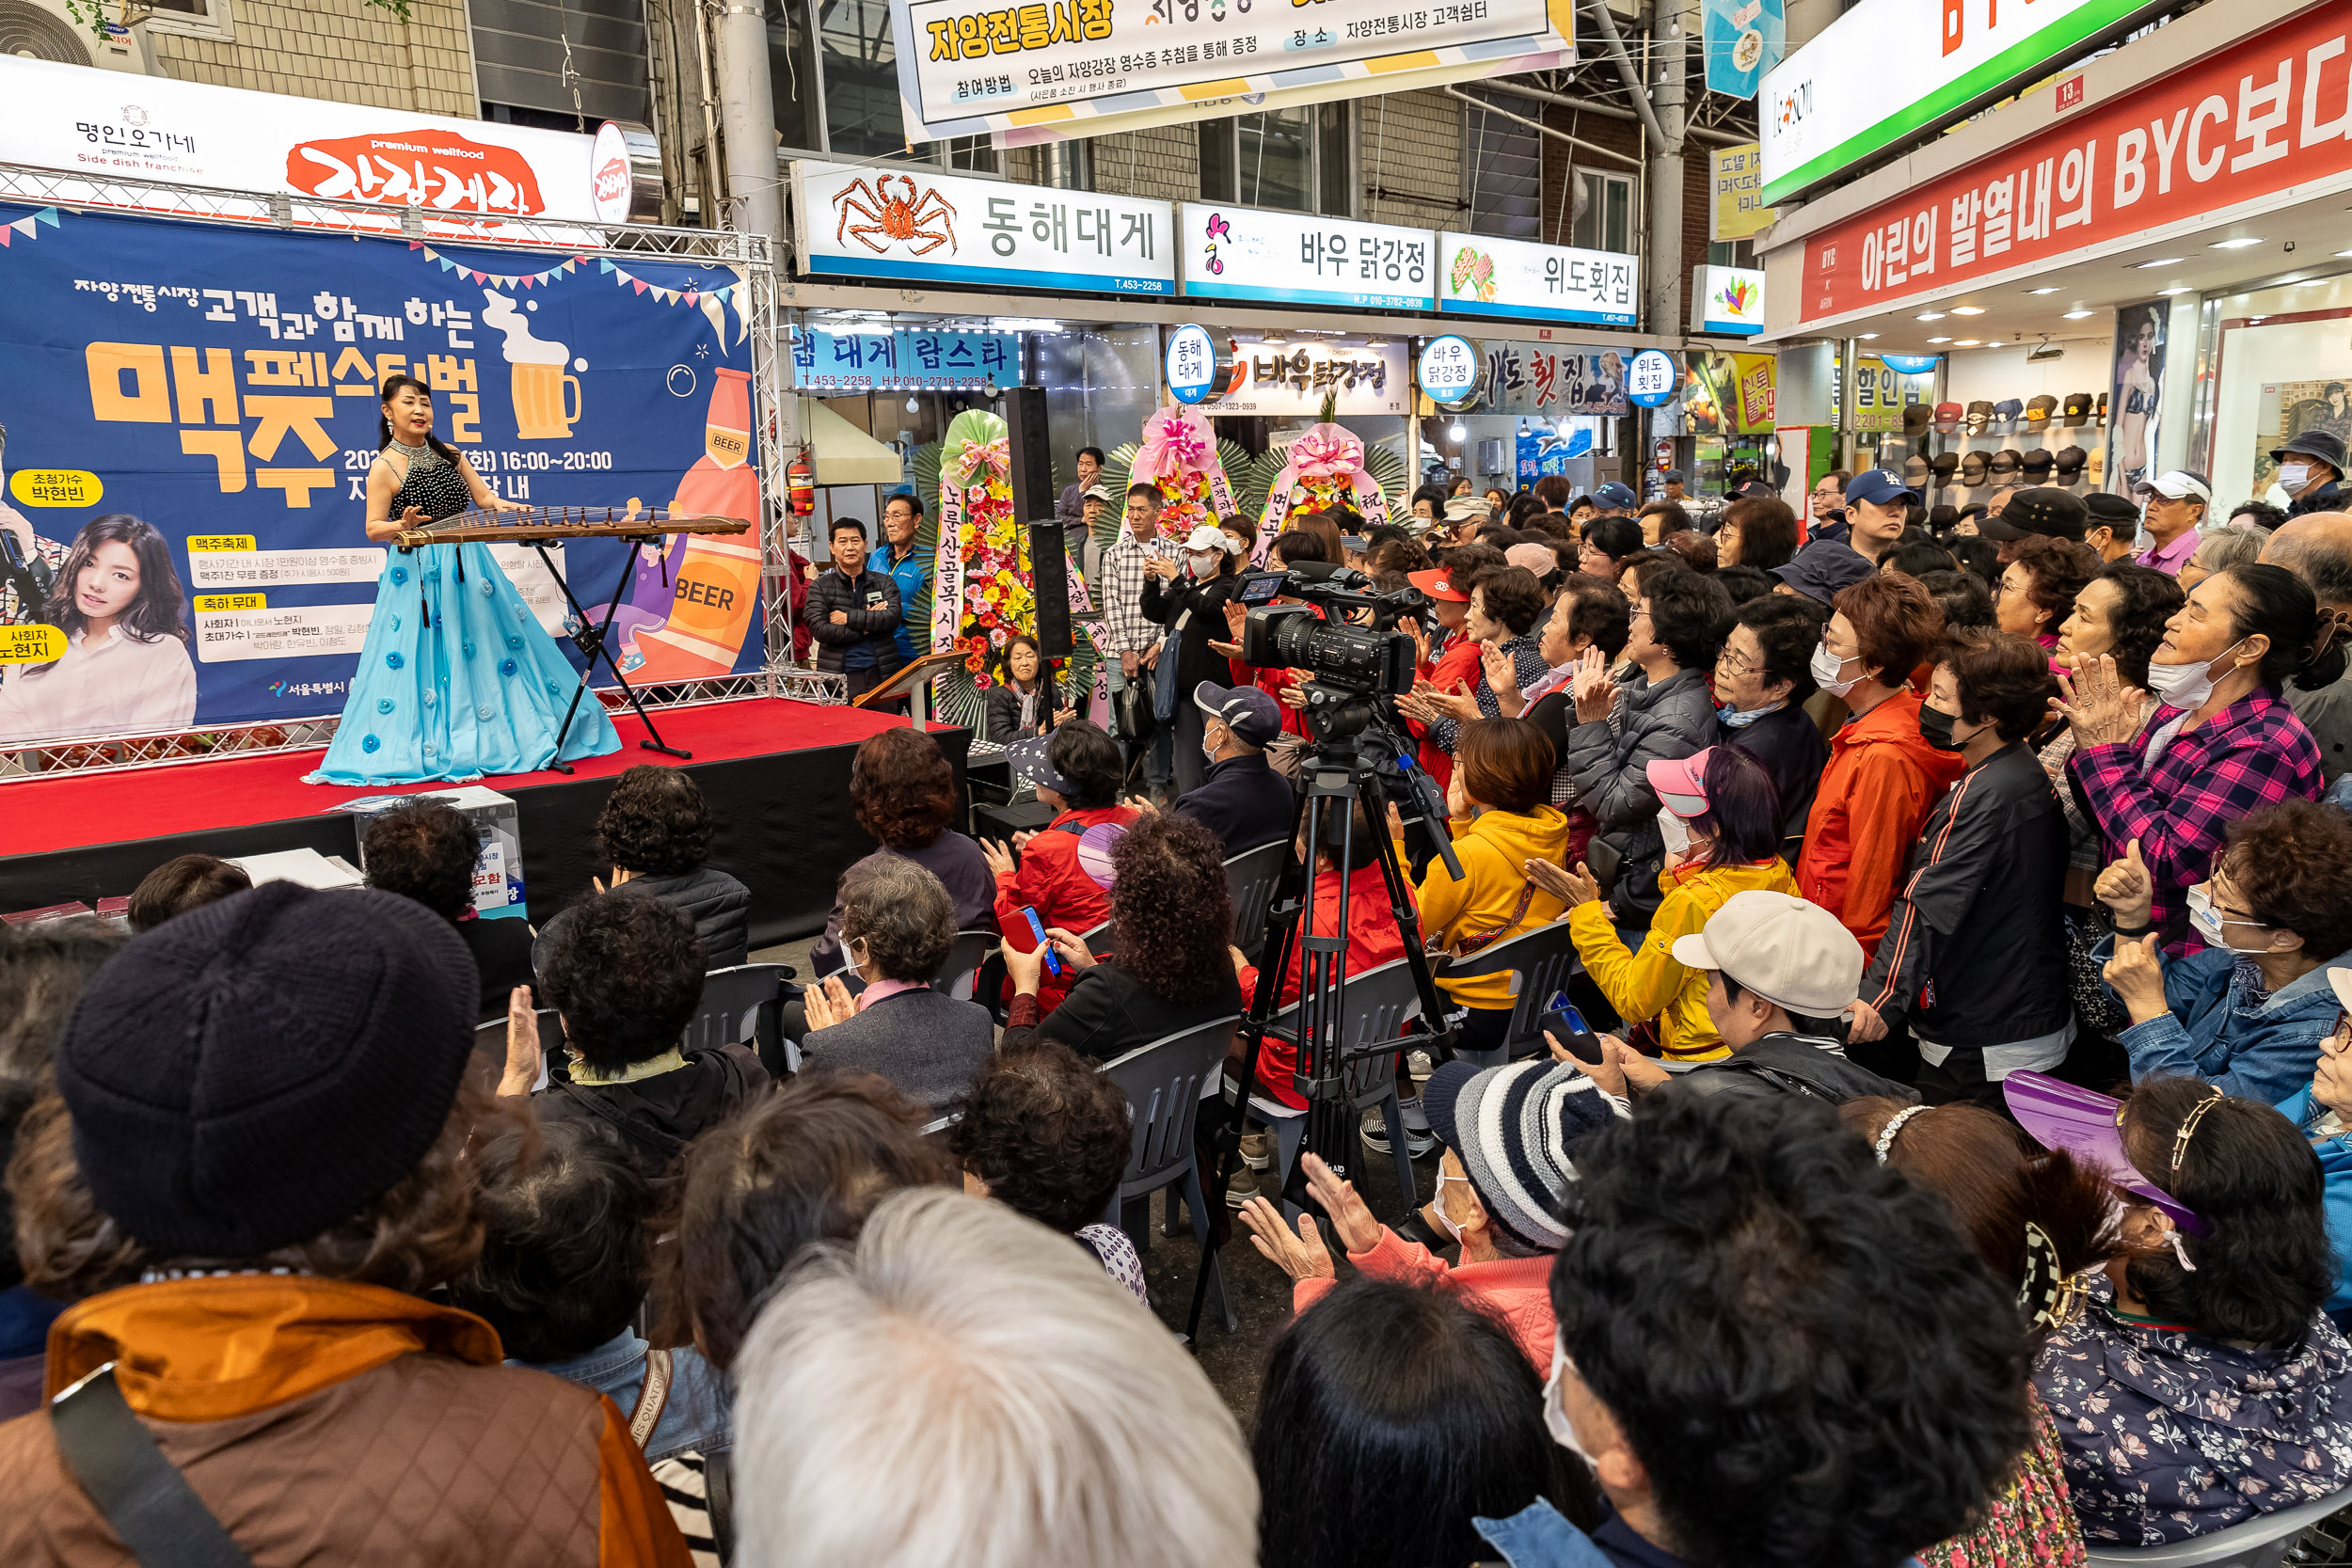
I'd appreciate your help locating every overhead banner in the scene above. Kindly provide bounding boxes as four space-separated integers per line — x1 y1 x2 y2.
788 325 1020 393
1179 204 1434 311
1710 143 1775 243
1702 0 1783 99
892 0 1576 147
0 203 763 749
1759 0 2160 205
1216 340 1409 418
0 55 603 228
1437 231 1638 327
1793 3 2352 326
789 159 1174 296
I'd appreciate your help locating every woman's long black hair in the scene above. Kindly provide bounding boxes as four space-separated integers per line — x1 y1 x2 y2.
39 515 187 645
377 372 462 466
2219 562 2350 691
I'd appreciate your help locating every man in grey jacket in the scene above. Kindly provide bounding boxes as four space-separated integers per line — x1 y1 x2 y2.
804 517 904 702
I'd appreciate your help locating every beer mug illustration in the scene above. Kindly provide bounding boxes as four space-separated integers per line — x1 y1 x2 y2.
480 289 581 440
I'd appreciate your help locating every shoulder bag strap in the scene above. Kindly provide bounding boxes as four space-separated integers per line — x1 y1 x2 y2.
1452 879 1540 958
627 1348 674 1450
49 1364 258 1568
704 1448 737 1565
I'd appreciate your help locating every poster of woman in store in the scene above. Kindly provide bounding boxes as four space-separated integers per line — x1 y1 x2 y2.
0 513 197 744
2108 305 2164 496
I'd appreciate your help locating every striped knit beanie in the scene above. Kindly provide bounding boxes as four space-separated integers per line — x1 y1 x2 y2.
1422 1057 1618 1256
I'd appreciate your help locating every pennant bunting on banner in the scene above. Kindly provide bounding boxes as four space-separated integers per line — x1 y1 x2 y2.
408 245 586 290
0 208 63 250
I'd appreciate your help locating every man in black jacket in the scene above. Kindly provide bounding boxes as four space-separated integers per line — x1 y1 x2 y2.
804 517 904 701
1152 681 1295 854
1568 888 1912 1106
1847 629 2071 1108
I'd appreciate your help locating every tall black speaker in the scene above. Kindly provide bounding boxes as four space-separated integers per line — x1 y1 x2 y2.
1003 387 1073 658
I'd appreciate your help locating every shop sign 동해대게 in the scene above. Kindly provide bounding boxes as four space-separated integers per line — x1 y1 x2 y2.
792 159 1175 296
1797 5 2352 326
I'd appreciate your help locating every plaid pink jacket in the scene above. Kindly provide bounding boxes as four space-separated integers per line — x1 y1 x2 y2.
2067 689 2322 947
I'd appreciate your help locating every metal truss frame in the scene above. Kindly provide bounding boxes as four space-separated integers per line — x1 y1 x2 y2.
0 165 825 784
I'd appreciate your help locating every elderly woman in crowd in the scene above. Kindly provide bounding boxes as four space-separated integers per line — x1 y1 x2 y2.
2092 799 2352 1105
1252 1277 1591 1568
661 1071 953 1373
1839 1097 2122 1568
1564 567 1734 929
2278 1009 2352 1323
1798 572 1963 963
1995 536 2101 655
1542 745 1796 1063
799 858 994 1113
1575 515 1644 585
1241 1055 1616 1369
2041 563 2185 905
1396 564 1551 757
813 725 995 974
2026 1075 2352 1545
1483 573 1630 859
948 1039 1149 1303
999 811 1243 1064
2178 521 2272 593
2059 562 2330 952
1848 631 2072 1106
985 720 1140 1013
1715 494 1801 575
539 764 750 969
1714 594 1828 859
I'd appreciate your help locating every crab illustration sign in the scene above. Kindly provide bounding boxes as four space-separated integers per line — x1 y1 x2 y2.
789 159 1175 296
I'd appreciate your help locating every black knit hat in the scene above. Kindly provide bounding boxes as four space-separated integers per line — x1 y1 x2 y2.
56 882 478 1259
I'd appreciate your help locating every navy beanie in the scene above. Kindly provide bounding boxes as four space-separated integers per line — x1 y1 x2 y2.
56 881 478 1259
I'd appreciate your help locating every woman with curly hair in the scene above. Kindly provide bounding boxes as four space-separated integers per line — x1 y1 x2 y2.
535 764 752 971
809 726 995 974
948 1039 1149 1303
1995 536 2101 654
1000 812 1243 1062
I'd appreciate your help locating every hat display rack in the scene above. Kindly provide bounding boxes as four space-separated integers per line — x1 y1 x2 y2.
1897 384 2110 503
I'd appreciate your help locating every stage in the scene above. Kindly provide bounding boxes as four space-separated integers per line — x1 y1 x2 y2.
0 698 971 952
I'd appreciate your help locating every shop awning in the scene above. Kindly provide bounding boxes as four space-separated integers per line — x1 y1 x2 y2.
806 397 905 485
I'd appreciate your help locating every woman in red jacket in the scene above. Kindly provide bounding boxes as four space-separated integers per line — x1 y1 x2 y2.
983 721 1140 1013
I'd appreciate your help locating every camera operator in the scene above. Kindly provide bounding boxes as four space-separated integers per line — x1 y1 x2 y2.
1141 521 1248 798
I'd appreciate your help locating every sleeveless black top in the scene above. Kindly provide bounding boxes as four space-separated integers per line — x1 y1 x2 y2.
387 442 471 527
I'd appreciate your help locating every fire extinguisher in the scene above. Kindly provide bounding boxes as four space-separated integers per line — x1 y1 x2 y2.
787 450 815 518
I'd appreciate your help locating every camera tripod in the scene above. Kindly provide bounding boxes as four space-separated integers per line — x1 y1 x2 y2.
1184 706 1461 1343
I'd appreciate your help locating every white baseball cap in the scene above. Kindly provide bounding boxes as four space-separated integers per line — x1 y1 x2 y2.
2137 469 2212 503
1184 522 1238 553
1670 889 1867 1017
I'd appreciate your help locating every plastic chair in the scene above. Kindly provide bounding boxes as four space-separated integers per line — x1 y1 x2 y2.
1224 840 1291 963
932 929 996 1003
1242 957 1426 1221
1097 1013 1242 1333
1077 919 1118 958
2083 1481 2352 1566
684 963 789 1062
1438 920 1584 1069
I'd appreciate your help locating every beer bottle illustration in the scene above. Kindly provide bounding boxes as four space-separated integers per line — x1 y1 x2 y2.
626 368 763 681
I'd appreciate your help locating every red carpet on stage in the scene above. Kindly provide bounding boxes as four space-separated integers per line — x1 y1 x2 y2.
6 698 917 859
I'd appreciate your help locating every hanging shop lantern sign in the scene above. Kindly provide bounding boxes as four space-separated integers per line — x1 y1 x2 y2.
1165 324 1241 405
1627 349 1681 408
1417 334 1485 412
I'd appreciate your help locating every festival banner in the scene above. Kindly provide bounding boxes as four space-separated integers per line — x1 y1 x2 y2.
0 203 762 749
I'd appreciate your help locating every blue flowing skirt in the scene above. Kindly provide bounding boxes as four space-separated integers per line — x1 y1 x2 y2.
310 540 620 785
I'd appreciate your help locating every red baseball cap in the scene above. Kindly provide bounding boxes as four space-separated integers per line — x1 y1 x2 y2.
1407 567 1472 603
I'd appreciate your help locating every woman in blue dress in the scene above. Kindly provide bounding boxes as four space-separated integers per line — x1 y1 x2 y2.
310 373 619 784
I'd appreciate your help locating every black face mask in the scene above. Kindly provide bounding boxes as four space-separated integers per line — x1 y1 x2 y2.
1916 703 1967 752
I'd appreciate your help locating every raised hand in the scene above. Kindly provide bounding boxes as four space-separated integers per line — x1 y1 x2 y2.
2093 838 2154 927
1299 1153 1381 1254
1237 1196 1335 1282
2054 653 2146 747
1570 646 1616 724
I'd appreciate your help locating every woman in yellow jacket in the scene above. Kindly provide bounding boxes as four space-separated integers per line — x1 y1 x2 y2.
1393 717 1571 1059
1538 744 1798 1062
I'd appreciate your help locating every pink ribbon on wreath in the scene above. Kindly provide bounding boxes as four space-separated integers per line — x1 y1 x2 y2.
949 436 1011 486
1135 405 1214 483
1286 425 1362 480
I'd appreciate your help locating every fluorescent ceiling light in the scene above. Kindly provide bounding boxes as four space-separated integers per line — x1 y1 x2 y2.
2208 237 2263 249
2026 287 2061 294
1927 336 1950 343
1950 306 1986 315
1916 311 1946 321
1954 339 1981 346
2157 287 2193 295
1859 332 1879 339
1988 341 2005 347
2133 257 2183 268
2062 309 2095 320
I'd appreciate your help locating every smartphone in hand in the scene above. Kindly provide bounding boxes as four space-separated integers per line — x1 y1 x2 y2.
1022 905 1063 977
1542 996 1605 1065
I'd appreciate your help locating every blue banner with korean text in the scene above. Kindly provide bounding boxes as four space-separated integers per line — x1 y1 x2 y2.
787 326 1020 394
0 204 763 749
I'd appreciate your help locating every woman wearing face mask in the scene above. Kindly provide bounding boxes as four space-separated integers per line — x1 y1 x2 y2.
1846 632 2073 1108
2275 999 2352 1324
1538 746 1797 1063
2059 562 2332 952
799 856 996 1113
1140 520 1246 797
2090 799 2352 1105
1237 1055 1616 1370
2041 564 2183 909
1796 574 1965 965
2020 1073 2352 1545
1714 595 1828 860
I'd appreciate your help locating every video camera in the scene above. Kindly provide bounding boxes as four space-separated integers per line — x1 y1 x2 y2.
1233 562 1424 706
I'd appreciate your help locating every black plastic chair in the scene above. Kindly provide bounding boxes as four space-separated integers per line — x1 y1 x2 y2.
1098 1013 1241 1333
1242 956 1427 1219
932 928 996 1003
1438 920 1583 1069
1223 839 1290 962
684 962 790 1063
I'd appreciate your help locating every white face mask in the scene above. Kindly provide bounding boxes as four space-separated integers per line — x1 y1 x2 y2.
1543 1339 1601 1469
2187 884 2269 954
1427 1164 1469 1243
2145 637 2246 710
1188 550 1221 576
2280 463 2312 492
1811 641 1861 698
1658 805 1693 855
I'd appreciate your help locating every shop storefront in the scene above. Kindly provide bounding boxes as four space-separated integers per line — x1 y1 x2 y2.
1757 0 2352 509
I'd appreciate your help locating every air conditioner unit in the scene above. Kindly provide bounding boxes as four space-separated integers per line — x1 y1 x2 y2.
0 0 155 73
2026 342 2066 364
